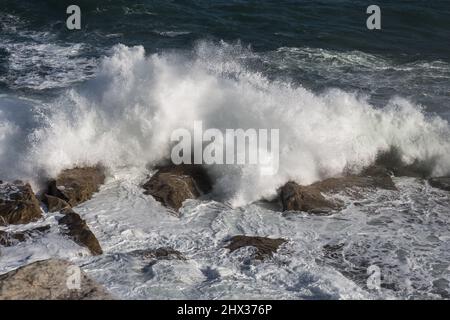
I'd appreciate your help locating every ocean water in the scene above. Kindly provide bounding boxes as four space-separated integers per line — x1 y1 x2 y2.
0 0 449 299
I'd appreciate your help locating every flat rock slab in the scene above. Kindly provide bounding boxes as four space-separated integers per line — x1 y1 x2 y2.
58 208 103 256
0 259 112 300
429 177 450 192
311 175 397 193
225 235 287 260
280 172 396 213
143 164 212 212
0 225 50 247
0 181 42 226
47 166 105 207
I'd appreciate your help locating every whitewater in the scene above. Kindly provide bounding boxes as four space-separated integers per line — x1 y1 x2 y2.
1 41 450 299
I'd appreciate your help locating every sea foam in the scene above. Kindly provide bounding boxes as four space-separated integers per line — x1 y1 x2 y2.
1 42 450 206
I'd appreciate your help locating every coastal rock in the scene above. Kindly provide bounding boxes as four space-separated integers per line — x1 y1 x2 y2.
128 247 186 261
0 181 42 226
0 225 50 246
429 177 450 191
47 166 105 207
225 235 287 260
58 208 102 256
311 174 397 194
280 181 341 213
280 171 396 213
0 259 112 300
43 194 71 212
128 247 186 273
143 164 212 212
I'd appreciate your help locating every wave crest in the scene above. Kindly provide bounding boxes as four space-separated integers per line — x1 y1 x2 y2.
3 42 450 205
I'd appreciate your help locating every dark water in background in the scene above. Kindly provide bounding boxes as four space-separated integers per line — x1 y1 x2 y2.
1 0 450 116
3 0 450 58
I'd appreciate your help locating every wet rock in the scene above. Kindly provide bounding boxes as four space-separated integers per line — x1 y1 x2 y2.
47 166 105 207
128 247 186 261
0 181 42 226
280 181 341 213
320 243 371 288
0 259 112 300
43 194 70 212
311 174 397 194
280 170 396 213
127 247 186 276
429 177 450 192
58 208 102 256
0 225 50 246
143 164 212 212
225 235 287 260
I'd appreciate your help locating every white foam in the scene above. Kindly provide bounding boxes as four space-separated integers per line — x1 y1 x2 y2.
0 42 449 203
1 167 449 299
14 42 447 206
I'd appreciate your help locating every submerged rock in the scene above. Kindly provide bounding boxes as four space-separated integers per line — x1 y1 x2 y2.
128 247 186 261
429 177 450 191
142 164 212 212
225 235 287 260
129 247 186 273
0 225 50 246
58 208 102 256
0 181 42 226
0 259 112 300
47 166 105 207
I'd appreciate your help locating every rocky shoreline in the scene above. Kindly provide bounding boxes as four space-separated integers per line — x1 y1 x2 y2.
0 160 449 300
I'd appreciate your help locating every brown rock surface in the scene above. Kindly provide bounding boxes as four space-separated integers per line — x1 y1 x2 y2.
58 208 102 256
43 194 71 212
143 164 212 212
0 259 112 300
225 235 287 260
310 174 397 194
280 181 341 213
47 166 105 207
0 181 42 226
280 169 396 213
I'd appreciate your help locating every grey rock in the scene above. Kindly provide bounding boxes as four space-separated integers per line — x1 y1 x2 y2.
0 259 112 300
